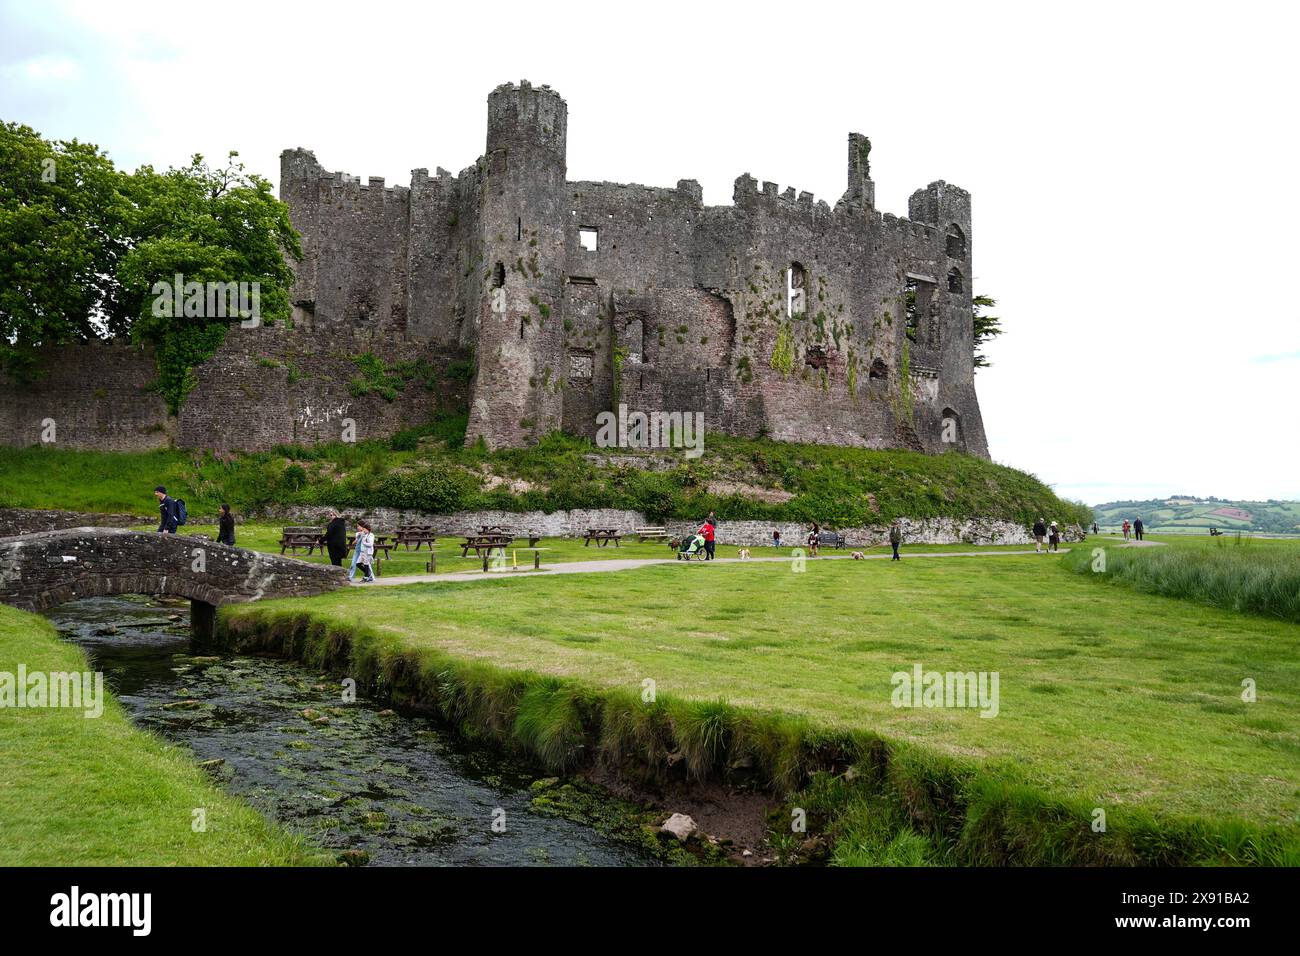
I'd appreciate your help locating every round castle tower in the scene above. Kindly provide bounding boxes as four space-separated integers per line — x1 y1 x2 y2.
465 81 570 449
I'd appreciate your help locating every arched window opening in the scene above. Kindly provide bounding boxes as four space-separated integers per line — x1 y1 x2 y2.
492 262 505 288
941 407 963 448
947 267 964 294
869 358 888 382
945 224 966 259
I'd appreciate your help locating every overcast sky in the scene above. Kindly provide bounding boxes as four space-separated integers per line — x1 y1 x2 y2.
3 0 1296 505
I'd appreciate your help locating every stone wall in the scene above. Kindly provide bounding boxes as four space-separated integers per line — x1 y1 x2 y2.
0 509 150 537
0 340 172 450
1 506 1086 550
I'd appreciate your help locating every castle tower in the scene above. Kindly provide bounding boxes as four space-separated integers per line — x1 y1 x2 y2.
908 180 989 458
465 81 569 449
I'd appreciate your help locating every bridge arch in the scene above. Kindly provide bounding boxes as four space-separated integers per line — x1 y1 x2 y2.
0 528 346 638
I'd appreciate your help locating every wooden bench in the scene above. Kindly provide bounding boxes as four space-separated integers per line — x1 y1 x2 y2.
634 526 669 542
584 528 622 547
817 530 847 549
279 527 321 555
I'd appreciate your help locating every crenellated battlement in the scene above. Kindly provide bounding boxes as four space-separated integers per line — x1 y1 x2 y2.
731 173 833 222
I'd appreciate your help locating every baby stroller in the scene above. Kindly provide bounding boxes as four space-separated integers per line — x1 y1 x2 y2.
677 533 706 561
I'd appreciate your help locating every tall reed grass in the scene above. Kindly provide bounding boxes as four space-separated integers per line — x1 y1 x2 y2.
1063 538 1300 624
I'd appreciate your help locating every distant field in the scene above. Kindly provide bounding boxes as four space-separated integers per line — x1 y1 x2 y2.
1094 497 1300 534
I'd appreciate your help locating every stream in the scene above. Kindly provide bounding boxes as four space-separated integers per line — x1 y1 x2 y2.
46 595 661 867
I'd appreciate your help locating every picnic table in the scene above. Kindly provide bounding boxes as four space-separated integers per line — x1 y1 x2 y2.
395 524 438 550
279 527 321 555
474 525 541 547
583 528 622 547
461 533 514 557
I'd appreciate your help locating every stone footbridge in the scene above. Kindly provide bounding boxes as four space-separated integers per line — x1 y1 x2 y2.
0 528 346 637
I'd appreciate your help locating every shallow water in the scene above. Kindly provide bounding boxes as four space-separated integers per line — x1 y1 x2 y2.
47 595 658 867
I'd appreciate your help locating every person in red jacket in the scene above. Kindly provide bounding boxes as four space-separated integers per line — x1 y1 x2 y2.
698 518 716 560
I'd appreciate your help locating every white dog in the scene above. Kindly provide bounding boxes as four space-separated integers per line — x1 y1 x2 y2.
737 548 751 560
851 551 866 560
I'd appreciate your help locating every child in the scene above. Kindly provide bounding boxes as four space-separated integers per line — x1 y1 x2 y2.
772 529 781 549
351 520 376 583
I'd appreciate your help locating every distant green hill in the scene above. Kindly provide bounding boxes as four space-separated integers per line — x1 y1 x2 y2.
1093 496 1300 534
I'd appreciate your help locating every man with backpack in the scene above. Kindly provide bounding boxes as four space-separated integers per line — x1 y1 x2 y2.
154 486 182 534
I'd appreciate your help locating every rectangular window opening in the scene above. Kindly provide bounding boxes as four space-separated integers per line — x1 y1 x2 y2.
579 228 598 252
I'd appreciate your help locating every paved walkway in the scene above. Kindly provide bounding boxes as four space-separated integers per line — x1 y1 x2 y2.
358 547 1080 587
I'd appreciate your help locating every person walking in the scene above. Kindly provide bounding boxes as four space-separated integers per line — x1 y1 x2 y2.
772 529 782 549
1122 520 1131 541
698 517 716 561
217 504 236 546
320 509 348 566
1032 517 1047 553
1134 516 1145 541
154 486 179 534
1048 521 1061 552
808 522 821 558
351 519 376 583
889 520 903 561
1091 521 1098 536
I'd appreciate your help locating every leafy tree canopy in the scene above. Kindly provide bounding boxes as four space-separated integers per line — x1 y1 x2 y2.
0 124 300 412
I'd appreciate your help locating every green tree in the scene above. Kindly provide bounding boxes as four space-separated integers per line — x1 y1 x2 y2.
0 122 133 379
972 293 1003 369
119 152 301 412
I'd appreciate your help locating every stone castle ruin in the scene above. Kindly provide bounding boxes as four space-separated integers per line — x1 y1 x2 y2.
0 80 988 457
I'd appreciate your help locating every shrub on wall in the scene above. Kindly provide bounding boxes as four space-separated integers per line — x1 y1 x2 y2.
375 466 477 513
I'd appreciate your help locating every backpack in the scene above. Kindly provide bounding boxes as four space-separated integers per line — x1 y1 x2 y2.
173 498 188 526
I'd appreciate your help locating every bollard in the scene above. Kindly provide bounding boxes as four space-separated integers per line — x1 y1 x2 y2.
482 552 488 573
534 551 540 570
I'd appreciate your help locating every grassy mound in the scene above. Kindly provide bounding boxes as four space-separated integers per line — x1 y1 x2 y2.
0 416 1090 528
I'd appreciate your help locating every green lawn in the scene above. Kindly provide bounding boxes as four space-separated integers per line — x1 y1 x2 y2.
228 551 1300 828
0 605 326 865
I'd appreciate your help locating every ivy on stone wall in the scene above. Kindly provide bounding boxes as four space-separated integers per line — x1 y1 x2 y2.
893 339 914 426
770 322 795 378
348 353 438 402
